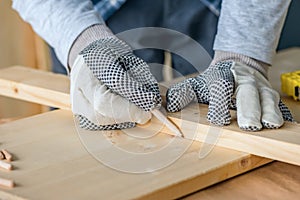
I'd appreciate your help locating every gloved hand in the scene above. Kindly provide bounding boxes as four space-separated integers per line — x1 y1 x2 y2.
166 53 294 131
70 25 161 130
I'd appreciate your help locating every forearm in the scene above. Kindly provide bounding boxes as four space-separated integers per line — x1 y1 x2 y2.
12 0 104 67
213 0 291 64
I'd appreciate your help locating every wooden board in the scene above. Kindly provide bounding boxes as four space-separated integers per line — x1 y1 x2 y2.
0 66 272 199
0 66 70 110
0 49 298 199
168 107 300 166
0 66 299 166
0 110 270 199
184 161 300 200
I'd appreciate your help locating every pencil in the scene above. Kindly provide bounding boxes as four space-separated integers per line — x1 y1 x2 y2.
151 109 184 138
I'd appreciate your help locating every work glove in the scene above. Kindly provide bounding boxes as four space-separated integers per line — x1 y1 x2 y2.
166 52 294 131
70 25 161 130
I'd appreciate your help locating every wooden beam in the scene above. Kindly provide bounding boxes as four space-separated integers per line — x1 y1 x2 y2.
0 109 270 199
0 66 299 166
0 66 70 110
170 110 300 166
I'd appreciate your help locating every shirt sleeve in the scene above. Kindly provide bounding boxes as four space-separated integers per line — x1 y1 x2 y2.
12 0 105 67
213 0 291 64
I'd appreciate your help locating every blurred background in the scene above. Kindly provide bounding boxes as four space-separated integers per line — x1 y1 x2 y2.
0 0 299 121
0 0 52 122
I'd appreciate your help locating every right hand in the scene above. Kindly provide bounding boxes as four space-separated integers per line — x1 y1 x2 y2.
70 37 161 130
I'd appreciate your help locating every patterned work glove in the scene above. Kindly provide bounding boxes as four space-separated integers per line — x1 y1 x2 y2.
166 55 294 131
70 26 161 130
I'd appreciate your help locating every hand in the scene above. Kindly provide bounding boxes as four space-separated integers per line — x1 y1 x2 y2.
70 37 161 130
166 60 294 131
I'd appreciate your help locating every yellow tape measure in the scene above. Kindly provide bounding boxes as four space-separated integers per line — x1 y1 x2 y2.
281 70 300 100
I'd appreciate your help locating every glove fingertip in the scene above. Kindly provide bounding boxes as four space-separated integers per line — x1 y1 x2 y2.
207 79 233 126
262 121 282 129
278 100 295 122
239 125 262 132
166 79 196 112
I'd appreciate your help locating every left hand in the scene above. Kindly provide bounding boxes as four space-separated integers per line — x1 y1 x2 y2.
166 60 294 131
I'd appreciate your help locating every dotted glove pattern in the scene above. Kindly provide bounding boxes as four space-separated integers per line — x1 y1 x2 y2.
166 61 294 131
76 37 161 130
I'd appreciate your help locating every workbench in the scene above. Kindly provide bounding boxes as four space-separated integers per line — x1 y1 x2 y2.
0 48 299 199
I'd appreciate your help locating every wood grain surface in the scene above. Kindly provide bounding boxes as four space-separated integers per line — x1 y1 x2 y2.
0 48 299 199
184 161 300 200
0 66 299 166
0 110 270 199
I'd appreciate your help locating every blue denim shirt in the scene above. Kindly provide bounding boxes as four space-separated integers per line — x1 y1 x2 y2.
93 0 222 21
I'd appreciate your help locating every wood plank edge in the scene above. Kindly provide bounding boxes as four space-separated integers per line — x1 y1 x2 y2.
139 155 272 200
168 117 300 166
0 79 70 110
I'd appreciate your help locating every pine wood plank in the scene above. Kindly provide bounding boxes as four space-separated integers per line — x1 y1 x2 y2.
0 66 299 166
184 161 300 200
0 110 270 199
0 66 70 110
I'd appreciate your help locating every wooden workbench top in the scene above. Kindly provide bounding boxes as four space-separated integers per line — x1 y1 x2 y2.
0 48 299 199
0 109 270 199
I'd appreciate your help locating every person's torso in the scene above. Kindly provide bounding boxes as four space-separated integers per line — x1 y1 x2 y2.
92 0 221 21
